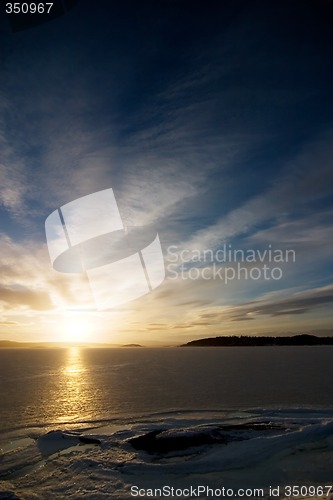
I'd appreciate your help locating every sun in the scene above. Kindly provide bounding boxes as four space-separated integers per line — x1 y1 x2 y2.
60 315 91 343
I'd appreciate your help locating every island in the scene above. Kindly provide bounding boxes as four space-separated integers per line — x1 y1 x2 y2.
121 344 143 348
181 334 333 347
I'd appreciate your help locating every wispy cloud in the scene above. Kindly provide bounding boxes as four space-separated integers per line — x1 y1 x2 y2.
181 131 333 251
0 119 29 216
0 235 92 314
229 285 333 320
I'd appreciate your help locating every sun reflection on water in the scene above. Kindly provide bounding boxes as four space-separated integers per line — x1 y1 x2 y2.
56 347 89 423
63 347 85 376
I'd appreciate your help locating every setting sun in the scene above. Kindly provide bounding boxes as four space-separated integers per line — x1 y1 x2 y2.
59 316 91 343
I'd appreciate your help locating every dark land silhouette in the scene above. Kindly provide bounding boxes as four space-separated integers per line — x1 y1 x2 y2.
182 334 333 347
121 344 143 348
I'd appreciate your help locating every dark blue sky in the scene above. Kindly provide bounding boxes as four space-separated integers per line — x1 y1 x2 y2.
1 0 333 343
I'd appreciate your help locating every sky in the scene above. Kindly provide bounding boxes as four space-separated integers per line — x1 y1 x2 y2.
0 0 333 345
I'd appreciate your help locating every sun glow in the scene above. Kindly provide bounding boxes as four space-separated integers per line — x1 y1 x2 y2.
60 315 92 343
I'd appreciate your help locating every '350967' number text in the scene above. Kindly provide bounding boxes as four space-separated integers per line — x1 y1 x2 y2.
5 3 53 14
